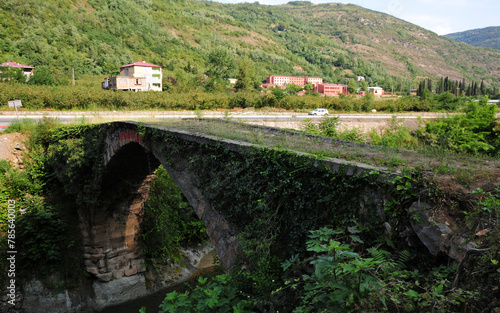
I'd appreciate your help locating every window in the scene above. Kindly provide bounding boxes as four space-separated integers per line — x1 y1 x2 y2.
135 79 141 85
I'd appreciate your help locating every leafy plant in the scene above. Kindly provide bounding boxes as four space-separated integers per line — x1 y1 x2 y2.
416 100 500 155
141 166 207 264
283 227 388 312
281 227 476 313
158 274 250 313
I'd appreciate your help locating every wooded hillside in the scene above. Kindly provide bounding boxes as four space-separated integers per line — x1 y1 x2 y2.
445 26 500 51
1 0 500 88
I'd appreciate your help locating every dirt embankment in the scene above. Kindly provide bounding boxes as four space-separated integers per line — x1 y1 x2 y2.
0 133 26 168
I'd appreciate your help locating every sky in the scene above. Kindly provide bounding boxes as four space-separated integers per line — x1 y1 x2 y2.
213 0 500 35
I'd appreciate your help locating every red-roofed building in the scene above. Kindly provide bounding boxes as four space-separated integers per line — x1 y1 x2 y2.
103 61 163 91
0 62 34 79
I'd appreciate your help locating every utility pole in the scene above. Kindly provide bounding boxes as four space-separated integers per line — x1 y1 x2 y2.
72 67 75 86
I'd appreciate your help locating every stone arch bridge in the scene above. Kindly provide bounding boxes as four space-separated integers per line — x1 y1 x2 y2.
81 121 392 284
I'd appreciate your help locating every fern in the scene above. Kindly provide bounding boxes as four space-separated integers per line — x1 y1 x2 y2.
396 250 411 270
367 247 411 273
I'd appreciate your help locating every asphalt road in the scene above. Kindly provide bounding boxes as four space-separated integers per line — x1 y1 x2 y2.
0 110 459 130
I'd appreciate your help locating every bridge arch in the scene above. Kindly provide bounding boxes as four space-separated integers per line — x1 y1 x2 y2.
83 125 239 282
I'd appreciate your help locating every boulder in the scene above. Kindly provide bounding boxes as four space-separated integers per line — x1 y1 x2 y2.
408 201 475 262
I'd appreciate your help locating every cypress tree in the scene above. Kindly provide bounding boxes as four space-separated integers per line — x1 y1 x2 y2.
480 80 485 96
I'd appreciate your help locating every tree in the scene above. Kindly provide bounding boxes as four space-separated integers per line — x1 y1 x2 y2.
347 78 357 95
285 83 303 95
271 87 287 107
205 47 235 80
0 67 26 83
28 66 56 86
304 82 314 95
234 57 259 92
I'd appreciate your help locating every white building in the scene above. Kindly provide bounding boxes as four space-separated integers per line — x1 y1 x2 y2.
367 87 384 97
103 61 163 91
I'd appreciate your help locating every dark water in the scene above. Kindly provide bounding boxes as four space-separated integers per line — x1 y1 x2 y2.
98 281 191 313
99 252 215 313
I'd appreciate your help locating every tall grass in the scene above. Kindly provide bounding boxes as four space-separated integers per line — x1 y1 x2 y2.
4 118 39 133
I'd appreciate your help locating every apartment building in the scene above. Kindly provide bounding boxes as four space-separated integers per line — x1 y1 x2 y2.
103 61 163 91
265 75 323 87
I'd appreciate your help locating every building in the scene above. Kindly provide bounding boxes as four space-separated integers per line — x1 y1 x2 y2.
367 87 384 97
315 84 347 96
265 75 323 87
104 76 148 91
356 76 365 82
103 61 162 91
0 62 34 80
305 77 323 86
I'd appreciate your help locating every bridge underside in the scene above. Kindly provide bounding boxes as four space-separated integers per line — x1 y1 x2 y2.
83 142 160 281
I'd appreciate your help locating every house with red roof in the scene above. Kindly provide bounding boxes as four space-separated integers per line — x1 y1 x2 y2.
103 61 163 91
0 62 34 80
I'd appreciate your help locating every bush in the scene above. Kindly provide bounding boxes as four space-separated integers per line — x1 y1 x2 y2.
416 99 500 155
28 66 57 86
16 196 67 274
155 274 250 313
369 117 419 150
141 166 207 264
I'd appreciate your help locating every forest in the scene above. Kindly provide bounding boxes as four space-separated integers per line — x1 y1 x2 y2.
1 0 500 93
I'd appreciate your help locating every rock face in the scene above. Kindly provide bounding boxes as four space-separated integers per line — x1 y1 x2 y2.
409 201 475 262
0 286 23 313
20 244 214 313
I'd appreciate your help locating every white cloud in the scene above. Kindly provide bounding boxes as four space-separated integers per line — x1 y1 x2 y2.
411 0 470 6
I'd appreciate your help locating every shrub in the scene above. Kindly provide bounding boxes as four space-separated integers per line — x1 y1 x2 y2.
28 66 57 86
416 99 499 155
369 117 419 150
141 166 206 264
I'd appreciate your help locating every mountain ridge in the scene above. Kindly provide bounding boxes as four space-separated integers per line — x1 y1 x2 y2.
444 26 500 51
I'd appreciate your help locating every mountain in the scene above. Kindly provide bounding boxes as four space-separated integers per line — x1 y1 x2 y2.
1 0 500 89
445 26 500 51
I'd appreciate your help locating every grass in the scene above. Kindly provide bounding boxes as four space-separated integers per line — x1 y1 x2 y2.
148 118 500 193
4 118 42 133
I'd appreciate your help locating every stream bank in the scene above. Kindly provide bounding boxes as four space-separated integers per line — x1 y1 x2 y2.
15 244 215 313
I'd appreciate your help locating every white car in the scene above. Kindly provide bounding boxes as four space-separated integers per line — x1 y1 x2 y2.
308 108 329 116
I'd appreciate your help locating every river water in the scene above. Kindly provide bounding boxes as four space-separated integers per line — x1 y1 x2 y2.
98 251 215 313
